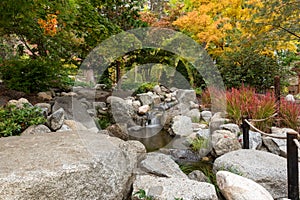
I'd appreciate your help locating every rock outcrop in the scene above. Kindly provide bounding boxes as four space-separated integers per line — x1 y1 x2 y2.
0 131 144 200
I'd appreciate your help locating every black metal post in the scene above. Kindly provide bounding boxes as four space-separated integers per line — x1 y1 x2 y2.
287 131 299 200
242 116 250 149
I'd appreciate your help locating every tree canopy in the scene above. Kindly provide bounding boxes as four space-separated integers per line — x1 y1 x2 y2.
0 0 299 93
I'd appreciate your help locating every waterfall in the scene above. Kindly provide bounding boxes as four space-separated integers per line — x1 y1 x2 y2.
146 107 164 127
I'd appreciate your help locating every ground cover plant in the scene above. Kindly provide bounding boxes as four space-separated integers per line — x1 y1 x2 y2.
0 104 46 137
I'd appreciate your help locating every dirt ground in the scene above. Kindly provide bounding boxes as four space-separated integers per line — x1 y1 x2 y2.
0 84 47 106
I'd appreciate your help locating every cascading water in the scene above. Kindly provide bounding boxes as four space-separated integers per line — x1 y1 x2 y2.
146 107 164 127
129 106 173 151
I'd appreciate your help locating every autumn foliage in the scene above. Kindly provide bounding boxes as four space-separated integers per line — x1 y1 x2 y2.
38 14 58 36
172 0 299 57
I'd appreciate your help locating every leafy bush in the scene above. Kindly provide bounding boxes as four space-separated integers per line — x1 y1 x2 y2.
97 116 112 130
133 82 157 95
0 57 71 93
0 104 46 137
279 100 300 131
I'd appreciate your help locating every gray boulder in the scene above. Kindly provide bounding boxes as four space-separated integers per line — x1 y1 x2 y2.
213 149 292 199
0 131 143 200
201 110 212 122
22 125 51 135
47 108 65 131
217 171 273 200
132 175 218 200
56 124 72 132
158 148 201 162
153 85 162 94
185 109 201 123
264 127 299 159
209 112 229 133
137 92 153 106
108 96 135 126
220 123 240 136
171 116 193 136
140 152 187 178
211 130 241 156
106 123 129 141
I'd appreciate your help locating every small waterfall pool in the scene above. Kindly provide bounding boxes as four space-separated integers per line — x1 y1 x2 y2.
128 126 173 152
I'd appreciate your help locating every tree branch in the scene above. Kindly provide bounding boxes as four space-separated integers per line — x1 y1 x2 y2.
18 34 38 58
275 25 300 39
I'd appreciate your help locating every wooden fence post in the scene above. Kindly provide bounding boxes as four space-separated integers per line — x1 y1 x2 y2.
287 131 299 200
242 116 250 149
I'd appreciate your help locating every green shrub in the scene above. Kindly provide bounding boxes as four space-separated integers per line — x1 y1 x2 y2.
97 116 112 130
0 57 71 93
133 82 157 95
0 104 46 137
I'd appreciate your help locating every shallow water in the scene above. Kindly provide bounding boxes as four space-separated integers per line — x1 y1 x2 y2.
128 126 173 152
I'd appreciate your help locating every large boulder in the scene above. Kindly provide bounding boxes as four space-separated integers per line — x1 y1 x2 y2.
108 96 135 126
209 112 229 134
132 175 218 200
139 152 187 178
213 149 296 199
171 116 193 136
0 131 144 200
217 171 273 200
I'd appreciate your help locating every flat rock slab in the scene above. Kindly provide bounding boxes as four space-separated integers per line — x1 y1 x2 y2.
132 175 218 200
140 152 187 178
0 131 143 200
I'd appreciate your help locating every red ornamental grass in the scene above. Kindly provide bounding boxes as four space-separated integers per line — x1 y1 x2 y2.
226 86 276 132
226 86 258 124
279 100 300 131
204 85 299 132
252 92 276 132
